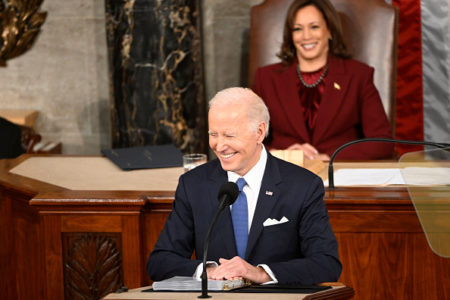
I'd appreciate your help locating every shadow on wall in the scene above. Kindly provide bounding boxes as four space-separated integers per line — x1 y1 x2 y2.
240 28 250 87
76 98 111 154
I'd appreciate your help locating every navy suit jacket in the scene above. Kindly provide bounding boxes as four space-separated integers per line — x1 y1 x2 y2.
147 153 342 285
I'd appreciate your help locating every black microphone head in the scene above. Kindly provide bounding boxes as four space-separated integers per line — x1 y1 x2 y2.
217 181 239 206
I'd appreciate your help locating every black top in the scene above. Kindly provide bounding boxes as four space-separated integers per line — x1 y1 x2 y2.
0 117 24 159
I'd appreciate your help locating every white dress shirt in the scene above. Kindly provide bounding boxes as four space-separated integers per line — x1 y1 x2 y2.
227 145 267 232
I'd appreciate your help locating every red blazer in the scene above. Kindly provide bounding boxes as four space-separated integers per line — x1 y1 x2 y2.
253 56 394 160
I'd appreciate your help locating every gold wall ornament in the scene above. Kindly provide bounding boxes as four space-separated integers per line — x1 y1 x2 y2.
0 0 47 66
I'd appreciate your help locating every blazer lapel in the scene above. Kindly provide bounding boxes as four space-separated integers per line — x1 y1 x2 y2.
313 56 350 143
207 162 237 258
245 154 282 259
276 64 311 143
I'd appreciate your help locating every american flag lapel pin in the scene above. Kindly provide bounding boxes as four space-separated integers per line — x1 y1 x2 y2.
265 190 273 196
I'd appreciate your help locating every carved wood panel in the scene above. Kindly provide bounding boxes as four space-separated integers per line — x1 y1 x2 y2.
62 232 123 300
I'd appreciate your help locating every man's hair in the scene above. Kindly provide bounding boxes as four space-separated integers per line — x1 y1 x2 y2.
278 0 351 66
209 87 270 137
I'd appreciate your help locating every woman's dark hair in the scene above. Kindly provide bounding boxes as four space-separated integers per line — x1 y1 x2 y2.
277 0 351 65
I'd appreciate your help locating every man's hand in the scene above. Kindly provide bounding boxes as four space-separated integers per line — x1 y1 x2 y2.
207 256 271 283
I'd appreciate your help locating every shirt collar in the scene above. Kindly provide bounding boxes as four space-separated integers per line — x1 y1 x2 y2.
227 146 267 190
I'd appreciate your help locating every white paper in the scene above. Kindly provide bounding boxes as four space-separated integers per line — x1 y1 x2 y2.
324 168 450 187
400 167 450 185
152 276 246 291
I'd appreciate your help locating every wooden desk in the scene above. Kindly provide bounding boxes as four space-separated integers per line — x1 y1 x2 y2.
102 285 354 300
1 155 449 300
0 109 38 130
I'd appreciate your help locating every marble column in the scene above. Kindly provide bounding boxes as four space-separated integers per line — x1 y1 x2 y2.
105 0 206 153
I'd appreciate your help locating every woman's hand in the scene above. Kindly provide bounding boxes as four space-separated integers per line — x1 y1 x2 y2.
287 143 330 161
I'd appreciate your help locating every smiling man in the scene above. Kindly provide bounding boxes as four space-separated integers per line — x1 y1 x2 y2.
147 87 341 285
208 88 267 177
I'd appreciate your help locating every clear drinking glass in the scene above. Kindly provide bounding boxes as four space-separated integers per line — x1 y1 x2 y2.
183 153 207 172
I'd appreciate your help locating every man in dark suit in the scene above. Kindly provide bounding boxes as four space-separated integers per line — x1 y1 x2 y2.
147 87 341 284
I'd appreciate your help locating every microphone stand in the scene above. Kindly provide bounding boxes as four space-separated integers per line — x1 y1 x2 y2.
199 182 238 298
198 203 225 298
328 138 450 189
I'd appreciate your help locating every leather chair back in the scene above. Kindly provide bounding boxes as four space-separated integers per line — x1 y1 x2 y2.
248 0 398 125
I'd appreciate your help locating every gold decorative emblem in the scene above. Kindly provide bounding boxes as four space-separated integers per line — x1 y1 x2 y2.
333 82 341 90
0 0 47 66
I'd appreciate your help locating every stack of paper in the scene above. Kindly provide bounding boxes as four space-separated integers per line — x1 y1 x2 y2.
152 276 246 291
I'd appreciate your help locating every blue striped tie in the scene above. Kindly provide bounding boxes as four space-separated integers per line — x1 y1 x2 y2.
231 178 248 259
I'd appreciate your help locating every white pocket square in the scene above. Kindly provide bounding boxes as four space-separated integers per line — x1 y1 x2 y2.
263 216 289 227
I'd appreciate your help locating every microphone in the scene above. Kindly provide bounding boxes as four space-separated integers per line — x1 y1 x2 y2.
328 138 450 189
199 181 239 298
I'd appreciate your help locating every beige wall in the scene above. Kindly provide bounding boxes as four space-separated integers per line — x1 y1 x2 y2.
0 0 263 154
0 0 110 154
202 0 263 100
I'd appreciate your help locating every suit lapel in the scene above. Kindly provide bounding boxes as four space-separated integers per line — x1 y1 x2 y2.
277 64 311 143
245 154 282 259
208 162 237 258
313 57 350 143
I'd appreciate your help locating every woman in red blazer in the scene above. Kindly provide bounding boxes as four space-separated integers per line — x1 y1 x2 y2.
252 0 394 160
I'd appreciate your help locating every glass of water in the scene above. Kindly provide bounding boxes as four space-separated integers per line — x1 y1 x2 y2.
183 153 207 172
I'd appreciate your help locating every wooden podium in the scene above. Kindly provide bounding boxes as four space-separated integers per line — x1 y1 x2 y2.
1 155 449 300
101 285 354 300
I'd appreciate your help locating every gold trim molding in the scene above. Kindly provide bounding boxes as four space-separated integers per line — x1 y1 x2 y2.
0 0 47 66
